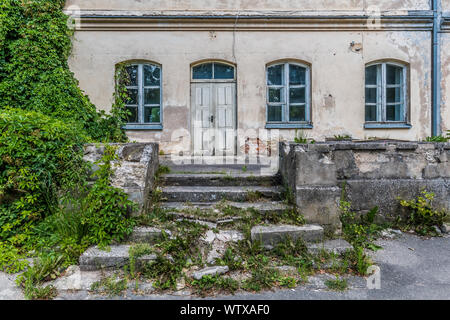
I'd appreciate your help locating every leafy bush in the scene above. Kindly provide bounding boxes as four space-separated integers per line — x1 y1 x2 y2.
0 0 127 142
0 108 87 245
399 190 447 235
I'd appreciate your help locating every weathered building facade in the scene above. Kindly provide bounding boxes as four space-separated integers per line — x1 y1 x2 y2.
65 0 450 156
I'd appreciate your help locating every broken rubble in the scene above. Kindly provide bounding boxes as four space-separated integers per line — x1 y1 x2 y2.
192 266 230 280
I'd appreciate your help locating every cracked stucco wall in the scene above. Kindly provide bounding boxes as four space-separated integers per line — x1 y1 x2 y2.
65 0 447 154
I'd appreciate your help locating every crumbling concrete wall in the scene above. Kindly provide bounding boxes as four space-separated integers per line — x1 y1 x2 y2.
83 143 159 215
280 141 450 232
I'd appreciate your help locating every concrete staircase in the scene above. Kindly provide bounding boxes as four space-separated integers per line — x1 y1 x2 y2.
159 168 289 222
79 159 341 272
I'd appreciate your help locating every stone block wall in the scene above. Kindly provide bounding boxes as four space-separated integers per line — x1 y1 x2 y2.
83 143 159 215
280 141 450 232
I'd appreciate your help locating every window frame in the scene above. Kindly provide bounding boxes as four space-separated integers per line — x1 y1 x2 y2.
123 62 163 130
265 62 312 129
191 62 236 83
364 61 410 129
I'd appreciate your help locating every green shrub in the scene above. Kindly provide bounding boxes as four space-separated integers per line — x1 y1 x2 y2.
0 108 88 245
0 0 127 142
399 190 447 235
81 145 136 246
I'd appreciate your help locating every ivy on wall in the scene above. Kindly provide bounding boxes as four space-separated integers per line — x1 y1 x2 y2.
0 0 134 280
0 0 128 142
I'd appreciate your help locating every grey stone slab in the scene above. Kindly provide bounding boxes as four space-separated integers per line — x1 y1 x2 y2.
161 173 280 187
251 224 324 248
128 227 163 243
161 201 290 215
192 266 229 280
307 239 353 255
79 245 157 271
161 186 282 202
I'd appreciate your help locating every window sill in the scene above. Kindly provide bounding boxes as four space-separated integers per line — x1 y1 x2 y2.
364 123 412 129
265 123 313 129
123 124 163 130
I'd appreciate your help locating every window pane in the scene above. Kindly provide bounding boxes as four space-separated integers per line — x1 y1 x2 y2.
214 63 234 79
365 105 377 121
267 64 284 86
386 104 403 121
144 88 160 105
386 87 402 104
290 88 305 104
289 105 306 122
144 65 160 86
144 107 160 123
365 87 377 104
125 65 138 86
193 63 213 79
386 65 403 85
126 88 138 105
126 106 138 123
269 88 284 103
365 65 378 85
289 65 306 85
268 105 282 122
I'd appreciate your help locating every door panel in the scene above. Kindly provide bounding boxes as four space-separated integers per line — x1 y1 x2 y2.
192 82 236 156
192 84 212 156
214 83 235 155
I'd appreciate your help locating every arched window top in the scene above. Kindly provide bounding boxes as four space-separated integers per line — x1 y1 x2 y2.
192 62 235 80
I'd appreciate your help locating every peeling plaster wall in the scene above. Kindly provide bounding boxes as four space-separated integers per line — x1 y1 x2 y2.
69 29 432 153
280 141 450 231
64 0 430 12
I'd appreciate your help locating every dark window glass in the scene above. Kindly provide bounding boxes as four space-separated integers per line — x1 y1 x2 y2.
268 105 282 122
365 105 377 121
289 105 306 121
144 88 160 105
144 107 160 123
365 65 378 86
386 65 402 85
193 63 213 79
267 64 284 86
144 65 160 86
269 88 284 103
214 63 234 79
125 65 138 86
365 88 377 104
289 65 306 85
290 88 305 104
126 106 138 123
126 88 138 105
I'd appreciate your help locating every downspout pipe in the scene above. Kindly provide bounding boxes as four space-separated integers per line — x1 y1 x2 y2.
432 0 442 137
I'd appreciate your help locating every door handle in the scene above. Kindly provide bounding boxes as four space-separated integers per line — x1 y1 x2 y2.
210 115 214 123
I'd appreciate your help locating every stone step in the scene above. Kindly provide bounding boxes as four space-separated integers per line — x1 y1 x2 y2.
127 227 170 243
306 239 353 255
161 201 290 215
161 186 283 203
161 173 280 187
251 224 324 249
79 245 157 271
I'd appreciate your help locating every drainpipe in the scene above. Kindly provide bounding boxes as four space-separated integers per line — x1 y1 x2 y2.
432 0 442 137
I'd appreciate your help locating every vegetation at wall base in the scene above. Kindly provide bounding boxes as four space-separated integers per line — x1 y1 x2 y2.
0 1 134 299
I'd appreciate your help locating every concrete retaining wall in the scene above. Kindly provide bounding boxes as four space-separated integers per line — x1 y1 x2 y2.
279 141 450 232
83 143 159 215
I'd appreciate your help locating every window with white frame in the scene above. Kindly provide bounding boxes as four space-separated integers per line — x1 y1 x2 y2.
266 62 311 124
124 63 162 125
365 62 408 124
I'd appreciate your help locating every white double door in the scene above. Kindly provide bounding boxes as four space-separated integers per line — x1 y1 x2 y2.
191 82 236 156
